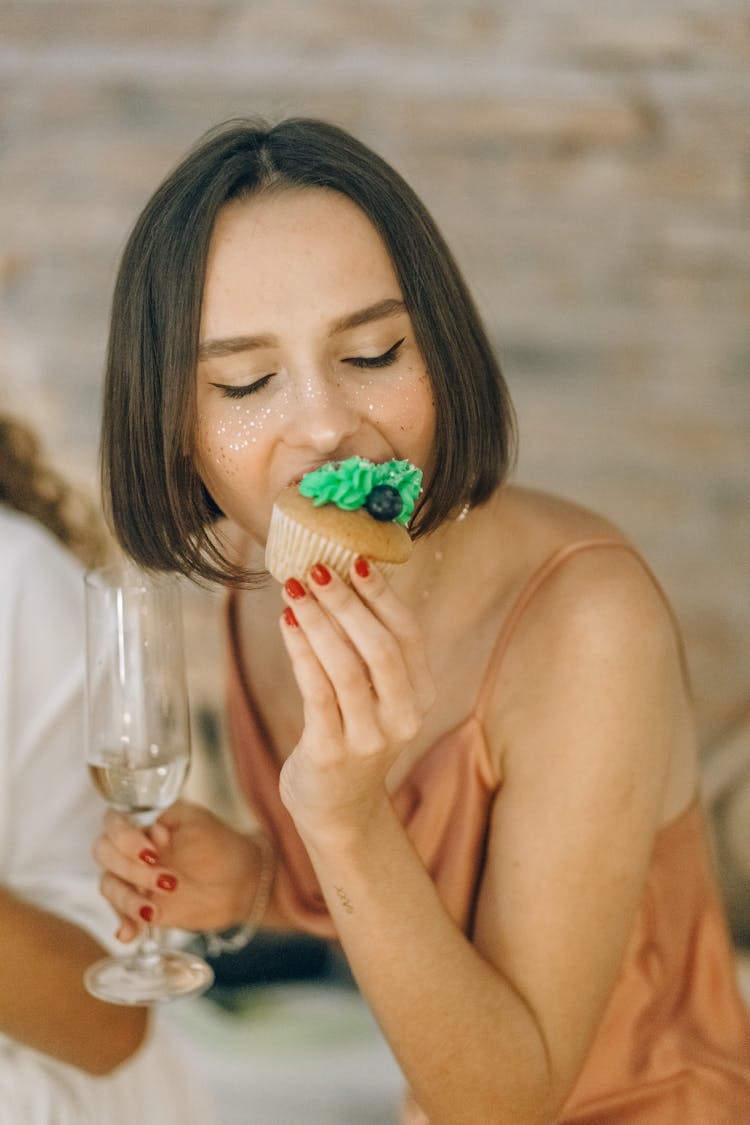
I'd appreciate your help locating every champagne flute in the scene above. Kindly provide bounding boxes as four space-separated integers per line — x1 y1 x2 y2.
83 565 214 1005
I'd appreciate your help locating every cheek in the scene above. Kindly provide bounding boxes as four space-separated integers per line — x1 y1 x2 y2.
199 400 276 456
389 370 436 454
400 370 435 425
195 383 298 463
193 403 269 507
348 367 435 436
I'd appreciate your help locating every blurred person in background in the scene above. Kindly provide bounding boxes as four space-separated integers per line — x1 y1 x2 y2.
0 413 217 1125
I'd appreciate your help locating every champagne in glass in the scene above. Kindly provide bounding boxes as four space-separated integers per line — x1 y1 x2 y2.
83 565 214 1005
88 754 189 823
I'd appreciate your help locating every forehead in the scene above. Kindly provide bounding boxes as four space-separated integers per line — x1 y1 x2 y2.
201 187 401 327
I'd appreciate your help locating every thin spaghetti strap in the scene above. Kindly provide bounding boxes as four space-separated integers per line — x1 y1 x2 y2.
473 537 691 723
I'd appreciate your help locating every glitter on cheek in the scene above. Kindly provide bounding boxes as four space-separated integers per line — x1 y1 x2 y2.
210 402 280 451
346 367 431 425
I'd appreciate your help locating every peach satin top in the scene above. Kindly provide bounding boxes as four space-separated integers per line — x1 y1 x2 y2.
226 540 750 1122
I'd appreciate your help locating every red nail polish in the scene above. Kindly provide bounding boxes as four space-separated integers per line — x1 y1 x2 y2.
284 577 306 599
139 848 159 866
354 556 370 579
310 563 331 585
157 873 178 892
139 904 154 923
283 606 299 628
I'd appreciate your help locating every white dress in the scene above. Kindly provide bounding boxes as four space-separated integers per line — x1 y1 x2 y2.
0 506 218 1125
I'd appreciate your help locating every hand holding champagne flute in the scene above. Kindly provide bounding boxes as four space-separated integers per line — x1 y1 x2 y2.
84 565 214 1005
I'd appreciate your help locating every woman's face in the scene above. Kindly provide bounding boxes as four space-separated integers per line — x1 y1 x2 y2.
194 187 436 545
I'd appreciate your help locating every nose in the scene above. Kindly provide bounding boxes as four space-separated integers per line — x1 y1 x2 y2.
282 372 360 456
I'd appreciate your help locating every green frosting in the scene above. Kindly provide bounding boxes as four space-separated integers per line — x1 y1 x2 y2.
299 456 423 525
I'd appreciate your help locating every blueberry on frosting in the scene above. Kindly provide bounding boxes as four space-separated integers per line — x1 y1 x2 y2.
364 485 403 522
299 456 422 526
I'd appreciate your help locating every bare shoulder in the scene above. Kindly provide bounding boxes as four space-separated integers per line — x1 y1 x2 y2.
481 486 697 819
534 544 685 686
495 491 687 700
487 483 627 549
455 483 681 665
486 485 674 616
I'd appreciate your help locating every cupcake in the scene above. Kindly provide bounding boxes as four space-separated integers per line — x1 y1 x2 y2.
265 456 423 583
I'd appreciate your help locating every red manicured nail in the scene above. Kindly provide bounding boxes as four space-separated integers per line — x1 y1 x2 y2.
354 556 370 578
283 606 299 628
310 563 331 585
139 848 159 866
157 873 178 892
284 577 306 599
139 905 154 923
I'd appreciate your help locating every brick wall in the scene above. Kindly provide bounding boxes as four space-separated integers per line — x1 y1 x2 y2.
1 1 748 765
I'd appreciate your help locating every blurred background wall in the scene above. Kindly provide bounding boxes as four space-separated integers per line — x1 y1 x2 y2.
1 0 748 931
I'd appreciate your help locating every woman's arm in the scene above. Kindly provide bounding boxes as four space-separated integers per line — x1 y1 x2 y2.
0 886 147 1074
271 552 688 1124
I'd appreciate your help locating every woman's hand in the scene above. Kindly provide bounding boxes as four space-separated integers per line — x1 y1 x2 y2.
92 800 258 943
278 558 436 845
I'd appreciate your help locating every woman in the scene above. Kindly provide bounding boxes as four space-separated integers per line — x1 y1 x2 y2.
0 415 216 1125
93 118 750 1123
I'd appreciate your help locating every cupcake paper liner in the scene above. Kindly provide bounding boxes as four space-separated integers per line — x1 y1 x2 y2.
265 506 395 583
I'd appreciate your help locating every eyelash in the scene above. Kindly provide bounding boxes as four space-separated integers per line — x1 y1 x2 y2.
218 374 273 400
215 338 405 399
344 337 405 369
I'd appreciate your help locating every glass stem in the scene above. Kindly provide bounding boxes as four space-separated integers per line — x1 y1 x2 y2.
130 925 163 971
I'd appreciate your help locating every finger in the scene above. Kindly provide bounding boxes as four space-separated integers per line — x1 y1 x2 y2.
150 798 202 854
281 599 395 757
93 834 178 898
103 808 160 861
282 575 378 698
286 568 418 750
304 563 431 738
351 558 436 711
100 871 158 931
295 566 405 686
153 797 191 834
279 605 362 755
115 916 139 945
147 819 174 856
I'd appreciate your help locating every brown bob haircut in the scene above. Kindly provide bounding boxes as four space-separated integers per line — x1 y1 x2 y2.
102 116 516 586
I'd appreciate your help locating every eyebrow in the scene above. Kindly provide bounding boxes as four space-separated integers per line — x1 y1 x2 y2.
197 297 407 361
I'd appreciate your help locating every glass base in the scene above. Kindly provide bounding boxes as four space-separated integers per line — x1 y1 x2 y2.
84 949 214 1006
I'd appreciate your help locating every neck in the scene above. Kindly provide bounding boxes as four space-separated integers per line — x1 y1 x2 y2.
389 510 466 610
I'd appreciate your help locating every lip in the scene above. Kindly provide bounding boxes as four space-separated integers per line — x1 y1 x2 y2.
284 452 394 491
286 465 325 489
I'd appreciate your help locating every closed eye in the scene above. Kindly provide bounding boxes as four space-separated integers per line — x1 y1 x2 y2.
211 374 274 399
344 338 405 369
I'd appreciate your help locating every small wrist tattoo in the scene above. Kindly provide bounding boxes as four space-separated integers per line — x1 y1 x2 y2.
334 884 355 914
